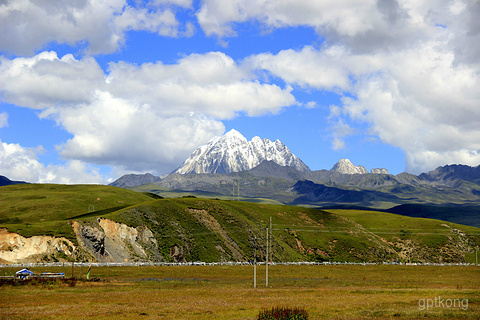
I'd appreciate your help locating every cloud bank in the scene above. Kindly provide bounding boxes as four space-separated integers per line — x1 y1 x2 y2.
1 0 480 182
0 0 193 55
209 0 480 173
0 51 295 178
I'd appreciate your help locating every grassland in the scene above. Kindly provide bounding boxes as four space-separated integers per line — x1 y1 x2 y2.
1 184 479 318
1 184 479 264
1 264 479 319
0 184 156 241
105 198 480 263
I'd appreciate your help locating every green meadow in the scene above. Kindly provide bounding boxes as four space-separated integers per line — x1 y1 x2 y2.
1 183 479 263
0 184 155 241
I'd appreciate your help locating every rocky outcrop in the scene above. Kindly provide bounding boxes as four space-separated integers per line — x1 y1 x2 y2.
0 218 163 264
0 228 76 264
71 222 107 260
72 218 162 263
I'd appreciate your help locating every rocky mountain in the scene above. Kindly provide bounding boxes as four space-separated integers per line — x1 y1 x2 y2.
331 158 389 175
106 127 480 227
371 168 389 174
109 173 164 188
174 129 310 174
111 156 480 201
331 158 368 174
418 164 480 186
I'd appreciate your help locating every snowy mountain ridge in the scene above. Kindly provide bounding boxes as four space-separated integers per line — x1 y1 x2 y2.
174 129 310 174
331 158 389 175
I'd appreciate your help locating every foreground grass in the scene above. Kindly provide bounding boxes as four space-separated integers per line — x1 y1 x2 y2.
1 264 479 319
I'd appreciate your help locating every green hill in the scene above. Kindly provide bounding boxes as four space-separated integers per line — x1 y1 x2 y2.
0 184 156 240
104 198 480 263
0 184 479 264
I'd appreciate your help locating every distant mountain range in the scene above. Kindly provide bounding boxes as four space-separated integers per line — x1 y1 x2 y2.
110 130 480 197
109 130 480 227
0 175 27 187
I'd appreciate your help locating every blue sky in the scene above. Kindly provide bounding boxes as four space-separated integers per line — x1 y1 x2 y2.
1 0 479 183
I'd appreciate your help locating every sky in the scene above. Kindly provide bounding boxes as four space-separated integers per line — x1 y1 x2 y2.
1 0 480 184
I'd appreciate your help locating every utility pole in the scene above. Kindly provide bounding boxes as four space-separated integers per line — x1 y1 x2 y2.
253 236 257 288
265 226 269 287
232 180 240 201
269 217 272 264
476 248 478 266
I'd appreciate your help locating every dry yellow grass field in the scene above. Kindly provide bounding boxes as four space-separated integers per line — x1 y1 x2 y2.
1 264 479 319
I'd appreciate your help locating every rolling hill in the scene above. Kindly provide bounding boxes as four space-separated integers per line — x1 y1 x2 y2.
0 183 156 241
1 184 479 265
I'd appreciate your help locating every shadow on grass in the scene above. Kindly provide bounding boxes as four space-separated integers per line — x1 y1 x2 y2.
67 206 129 220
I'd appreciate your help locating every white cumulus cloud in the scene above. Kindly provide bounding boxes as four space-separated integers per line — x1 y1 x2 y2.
249 39 480 172
0 52 104 109
2 0 480 177
0 51 295 177
233 1 480 173
0 139 105 184
0 0 191 55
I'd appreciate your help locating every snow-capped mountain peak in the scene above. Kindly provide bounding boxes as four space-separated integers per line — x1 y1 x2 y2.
331 158 368 174
331 158 389 175
174 129 310 174
224 128 245 140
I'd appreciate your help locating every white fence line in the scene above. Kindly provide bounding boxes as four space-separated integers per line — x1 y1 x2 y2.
0 261 476 268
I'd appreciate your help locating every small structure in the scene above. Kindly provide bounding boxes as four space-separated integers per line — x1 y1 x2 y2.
15 268 34 279
39 272 65 279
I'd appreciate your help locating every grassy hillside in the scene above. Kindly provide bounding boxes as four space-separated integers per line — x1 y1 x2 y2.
1 184 479 264
329 209 480 263
103 198 480 264
0 184 155 241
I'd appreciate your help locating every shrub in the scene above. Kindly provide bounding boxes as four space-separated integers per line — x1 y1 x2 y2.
257 306 308 320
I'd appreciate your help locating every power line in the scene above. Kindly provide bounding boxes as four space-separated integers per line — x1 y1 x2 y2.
272 228 480 236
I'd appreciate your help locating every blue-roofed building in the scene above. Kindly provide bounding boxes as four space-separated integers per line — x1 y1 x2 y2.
15 268 34 279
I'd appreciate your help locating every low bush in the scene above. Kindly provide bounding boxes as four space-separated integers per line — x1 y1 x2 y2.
257 306 308 320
